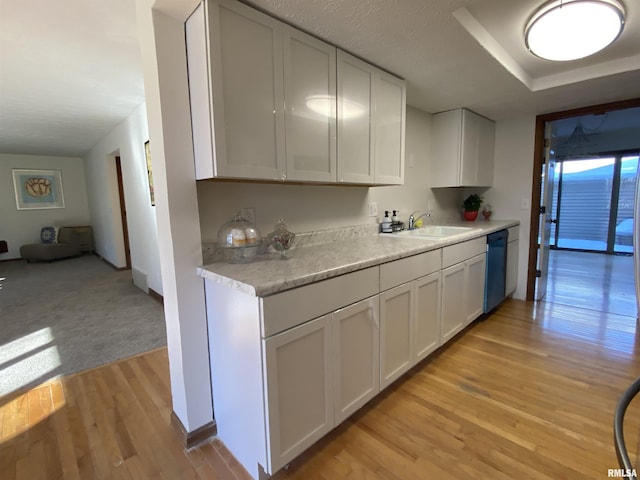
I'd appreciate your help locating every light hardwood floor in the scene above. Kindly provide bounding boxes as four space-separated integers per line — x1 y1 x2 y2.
2 299 639 479
545 249 637 318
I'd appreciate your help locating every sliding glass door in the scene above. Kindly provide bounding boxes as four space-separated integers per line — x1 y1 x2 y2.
614 156 638 253
549 153 638 254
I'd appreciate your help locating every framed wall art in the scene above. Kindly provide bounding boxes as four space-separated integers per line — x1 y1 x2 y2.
12 169 65 210
145 141 155 206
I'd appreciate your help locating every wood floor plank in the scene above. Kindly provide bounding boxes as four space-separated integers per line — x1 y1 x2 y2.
52 399 81 480
2 298 639 479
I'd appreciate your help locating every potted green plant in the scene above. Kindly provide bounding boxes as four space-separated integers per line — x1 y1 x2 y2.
462 194 483 221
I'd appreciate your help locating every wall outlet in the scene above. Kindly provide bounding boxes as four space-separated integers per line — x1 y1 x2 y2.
368 202 378 217
240 207 255 224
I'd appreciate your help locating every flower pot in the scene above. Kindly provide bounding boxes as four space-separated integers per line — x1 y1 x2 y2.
463 211 478 221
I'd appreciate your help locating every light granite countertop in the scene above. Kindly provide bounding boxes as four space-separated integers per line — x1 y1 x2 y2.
198 220 519 297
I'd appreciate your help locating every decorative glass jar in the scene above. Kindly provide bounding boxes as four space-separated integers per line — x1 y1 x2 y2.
267 218 295 259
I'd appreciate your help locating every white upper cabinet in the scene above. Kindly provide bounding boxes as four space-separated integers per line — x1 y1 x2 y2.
336 51 375 184
337 51 406 185
198 0 286 180
373 71 405 185
283 27 337 182
187 0 405 184
430 108 495 188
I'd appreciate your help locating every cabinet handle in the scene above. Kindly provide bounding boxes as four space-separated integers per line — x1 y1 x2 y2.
372 307 379 329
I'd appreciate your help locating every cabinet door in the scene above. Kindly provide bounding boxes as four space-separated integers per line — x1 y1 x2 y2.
336 51 374 184
373 71 405 185
460 109 494 187
264 314 333 473
209 0 286 180
283 27 337 182
414 272 441 361
459 109 481 186
476 113 495 187
506 239 519 296
465 253 486 325
441 262 466 343
430 109 462 188
333 297 379 425
379 283 413 389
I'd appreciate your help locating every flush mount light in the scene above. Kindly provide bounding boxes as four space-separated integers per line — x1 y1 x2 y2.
524 0 625 61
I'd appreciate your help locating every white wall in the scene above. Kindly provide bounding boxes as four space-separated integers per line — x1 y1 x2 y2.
198 106 462 241
83 104 162 295
0 154 91 259
484 116 537 300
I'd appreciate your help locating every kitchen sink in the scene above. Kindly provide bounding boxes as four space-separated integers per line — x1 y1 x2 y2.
389 225 481 240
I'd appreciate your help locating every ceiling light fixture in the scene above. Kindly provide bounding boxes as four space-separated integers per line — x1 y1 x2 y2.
524 0 625 61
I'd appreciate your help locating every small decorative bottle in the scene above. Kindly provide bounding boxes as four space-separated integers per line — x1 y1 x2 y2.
381 211 392 233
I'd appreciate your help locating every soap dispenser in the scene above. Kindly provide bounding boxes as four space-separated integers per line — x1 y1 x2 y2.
381 211 392 233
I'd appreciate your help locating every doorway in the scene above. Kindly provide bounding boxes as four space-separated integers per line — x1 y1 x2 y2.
549 154 638 254
527 99 640 318
115 156 132 270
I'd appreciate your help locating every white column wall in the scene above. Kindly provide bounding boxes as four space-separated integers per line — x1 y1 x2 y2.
135 0 213 432
486 116 536 300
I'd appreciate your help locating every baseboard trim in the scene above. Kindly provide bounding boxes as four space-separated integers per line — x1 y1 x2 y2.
171 411 217 449
94 253 129 271
149 288 164 304
0 257 23 263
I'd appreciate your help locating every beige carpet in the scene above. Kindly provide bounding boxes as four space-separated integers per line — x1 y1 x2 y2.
0 255 167 396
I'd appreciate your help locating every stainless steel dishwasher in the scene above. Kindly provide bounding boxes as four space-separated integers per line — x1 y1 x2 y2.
484 229 509 313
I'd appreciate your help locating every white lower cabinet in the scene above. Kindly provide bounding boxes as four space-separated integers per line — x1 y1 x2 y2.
506 227 519 297
441 262 466 342
414 271 442 361
264 314 334 473
506 239 519 296
204 233 502 479
380 283 414 389
441 238 487 343
380 271 442 389
333 297 380 425
263 295 379 473
465 253 486 324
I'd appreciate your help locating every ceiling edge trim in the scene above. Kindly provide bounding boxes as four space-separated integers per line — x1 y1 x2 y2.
531 53 640 91
452 7 534 91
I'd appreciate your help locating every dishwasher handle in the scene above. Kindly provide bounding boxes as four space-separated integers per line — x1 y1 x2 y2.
487 229 509 244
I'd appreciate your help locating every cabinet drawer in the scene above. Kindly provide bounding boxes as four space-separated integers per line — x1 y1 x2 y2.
261 266 379 337
508 226 519 242
442 237 486 268
380 250 441 291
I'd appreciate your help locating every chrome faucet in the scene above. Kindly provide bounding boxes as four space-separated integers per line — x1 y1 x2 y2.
408 211 431 230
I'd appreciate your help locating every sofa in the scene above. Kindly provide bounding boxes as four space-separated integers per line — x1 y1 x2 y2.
20 227 83 262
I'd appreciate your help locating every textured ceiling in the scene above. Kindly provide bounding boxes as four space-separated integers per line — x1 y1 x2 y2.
1 0 639 158
0 0 144 157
